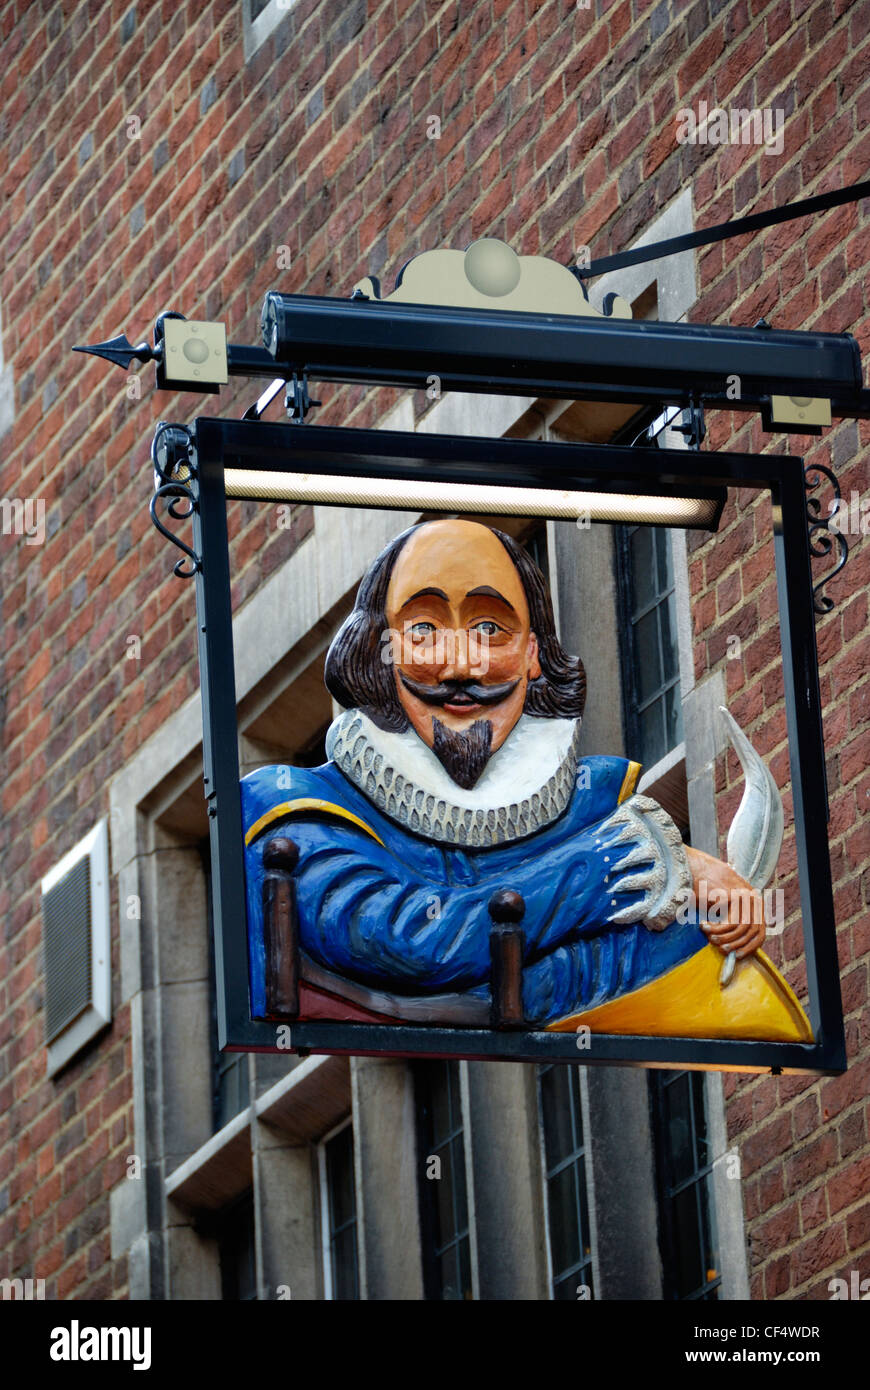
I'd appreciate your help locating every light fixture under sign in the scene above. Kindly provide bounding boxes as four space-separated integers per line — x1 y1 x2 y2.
222 468 721 527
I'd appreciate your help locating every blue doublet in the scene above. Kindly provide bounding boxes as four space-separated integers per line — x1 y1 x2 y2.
241 754 707 1026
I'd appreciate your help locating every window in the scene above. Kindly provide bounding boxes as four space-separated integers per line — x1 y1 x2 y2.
615 524 683 768
538 1063 595 1299
40 819 111 1075
522 521 550 588
415 1060 472 1300
651 1071 721 1300
216 1189 258 1300
319 1120 360 1300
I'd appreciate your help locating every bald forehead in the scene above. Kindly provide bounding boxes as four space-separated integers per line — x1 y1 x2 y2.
386 522 529 619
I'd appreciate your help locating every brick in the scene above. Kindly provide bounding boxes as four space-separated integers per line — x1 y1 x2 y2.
794 1093 821 1141
741 1113 794 1178
751 1203 800 1262
784 1132 839 1195
791 1223 847 1287
827 1155 870 1217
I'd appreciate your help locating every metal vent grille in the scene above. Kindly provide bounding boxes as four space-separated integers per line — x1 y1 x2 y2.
42 856 92 1043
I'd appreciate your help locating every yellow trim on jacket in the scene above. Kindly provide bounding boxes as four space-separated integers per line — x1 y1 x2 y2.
245 798 385 848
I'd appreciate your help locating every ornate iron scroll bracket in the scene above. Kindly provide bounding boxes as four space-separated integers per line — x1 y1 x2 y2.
149 422 200 579
805 462 849 615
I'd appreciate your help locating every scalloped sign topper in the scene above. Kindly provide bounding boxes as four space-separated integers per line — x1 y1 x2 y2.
354 237 633 319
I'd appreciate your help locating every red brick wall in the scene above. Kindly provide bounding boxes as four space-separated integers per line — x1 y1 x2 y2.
0 0 866 1299
681 0 870 1298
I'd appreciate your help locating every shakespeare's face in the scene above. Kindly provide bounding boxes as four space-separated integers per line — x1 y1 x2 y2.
384 520 542 781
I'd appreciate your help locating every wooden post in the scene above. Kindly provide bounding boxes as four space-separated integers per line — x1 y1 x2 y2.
488 889 526 1029
263 836 300 1019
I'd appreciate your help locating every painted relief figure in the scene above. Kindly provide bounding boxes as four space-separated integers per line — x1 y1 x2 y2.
241 519 812 1043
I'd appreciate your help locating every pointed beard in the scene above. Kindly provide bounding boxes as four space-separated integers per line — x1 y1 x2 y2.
431 717 494 790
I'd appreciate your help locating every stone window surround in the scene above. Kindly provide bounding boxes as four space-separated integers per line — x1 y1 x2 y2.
241 0 298 63
108 186 748 1300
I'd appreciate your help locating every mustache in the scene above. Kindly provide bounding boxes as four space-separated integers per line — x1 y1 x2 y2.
399 674 521 707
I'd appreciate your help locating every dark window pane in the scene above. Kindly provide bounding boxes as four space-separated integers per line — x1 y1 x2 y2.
691 1072 710 1169
540 1064 575 1168
673 1184 704 1296
635 609 663 702
616 525 683 768
457 1235 472 1301
416 1062 472 1300
567 1067 583 1148
438 1245 462 1301
524 524 550 593
434 1140 457 1244
324 1124 359 1301
539 1065 594 1299
548 1165 582 1274
326 1125 356 1231
430 1062 454 1141
652 1071 720 1301
640 701 665 768
217 1191 257 1301
448 1060 464 1129
663 1074 694 1188
451 1135 467 1225
630 526 655 589
331 1225 359 1301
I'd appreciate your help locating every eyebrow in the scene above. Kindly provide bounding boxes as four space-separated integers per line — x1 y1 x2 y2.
397 587 449 609
466 585 515 607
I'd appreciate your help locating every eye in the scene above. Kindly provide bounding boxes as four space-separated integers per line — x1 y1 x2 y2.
471 620 503 637
409 621 436 638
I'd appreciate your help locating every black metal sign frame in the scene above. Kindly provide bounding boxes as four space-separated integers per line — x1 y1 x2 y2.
187 417 845 1075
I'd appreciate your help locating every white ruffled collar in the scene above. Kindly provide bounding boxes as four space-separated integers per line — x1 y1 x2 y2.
326 708 582 847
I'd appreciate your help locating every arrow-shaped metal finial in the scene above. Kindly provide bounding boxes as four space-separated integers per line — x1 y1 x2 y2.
72 333 156 371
